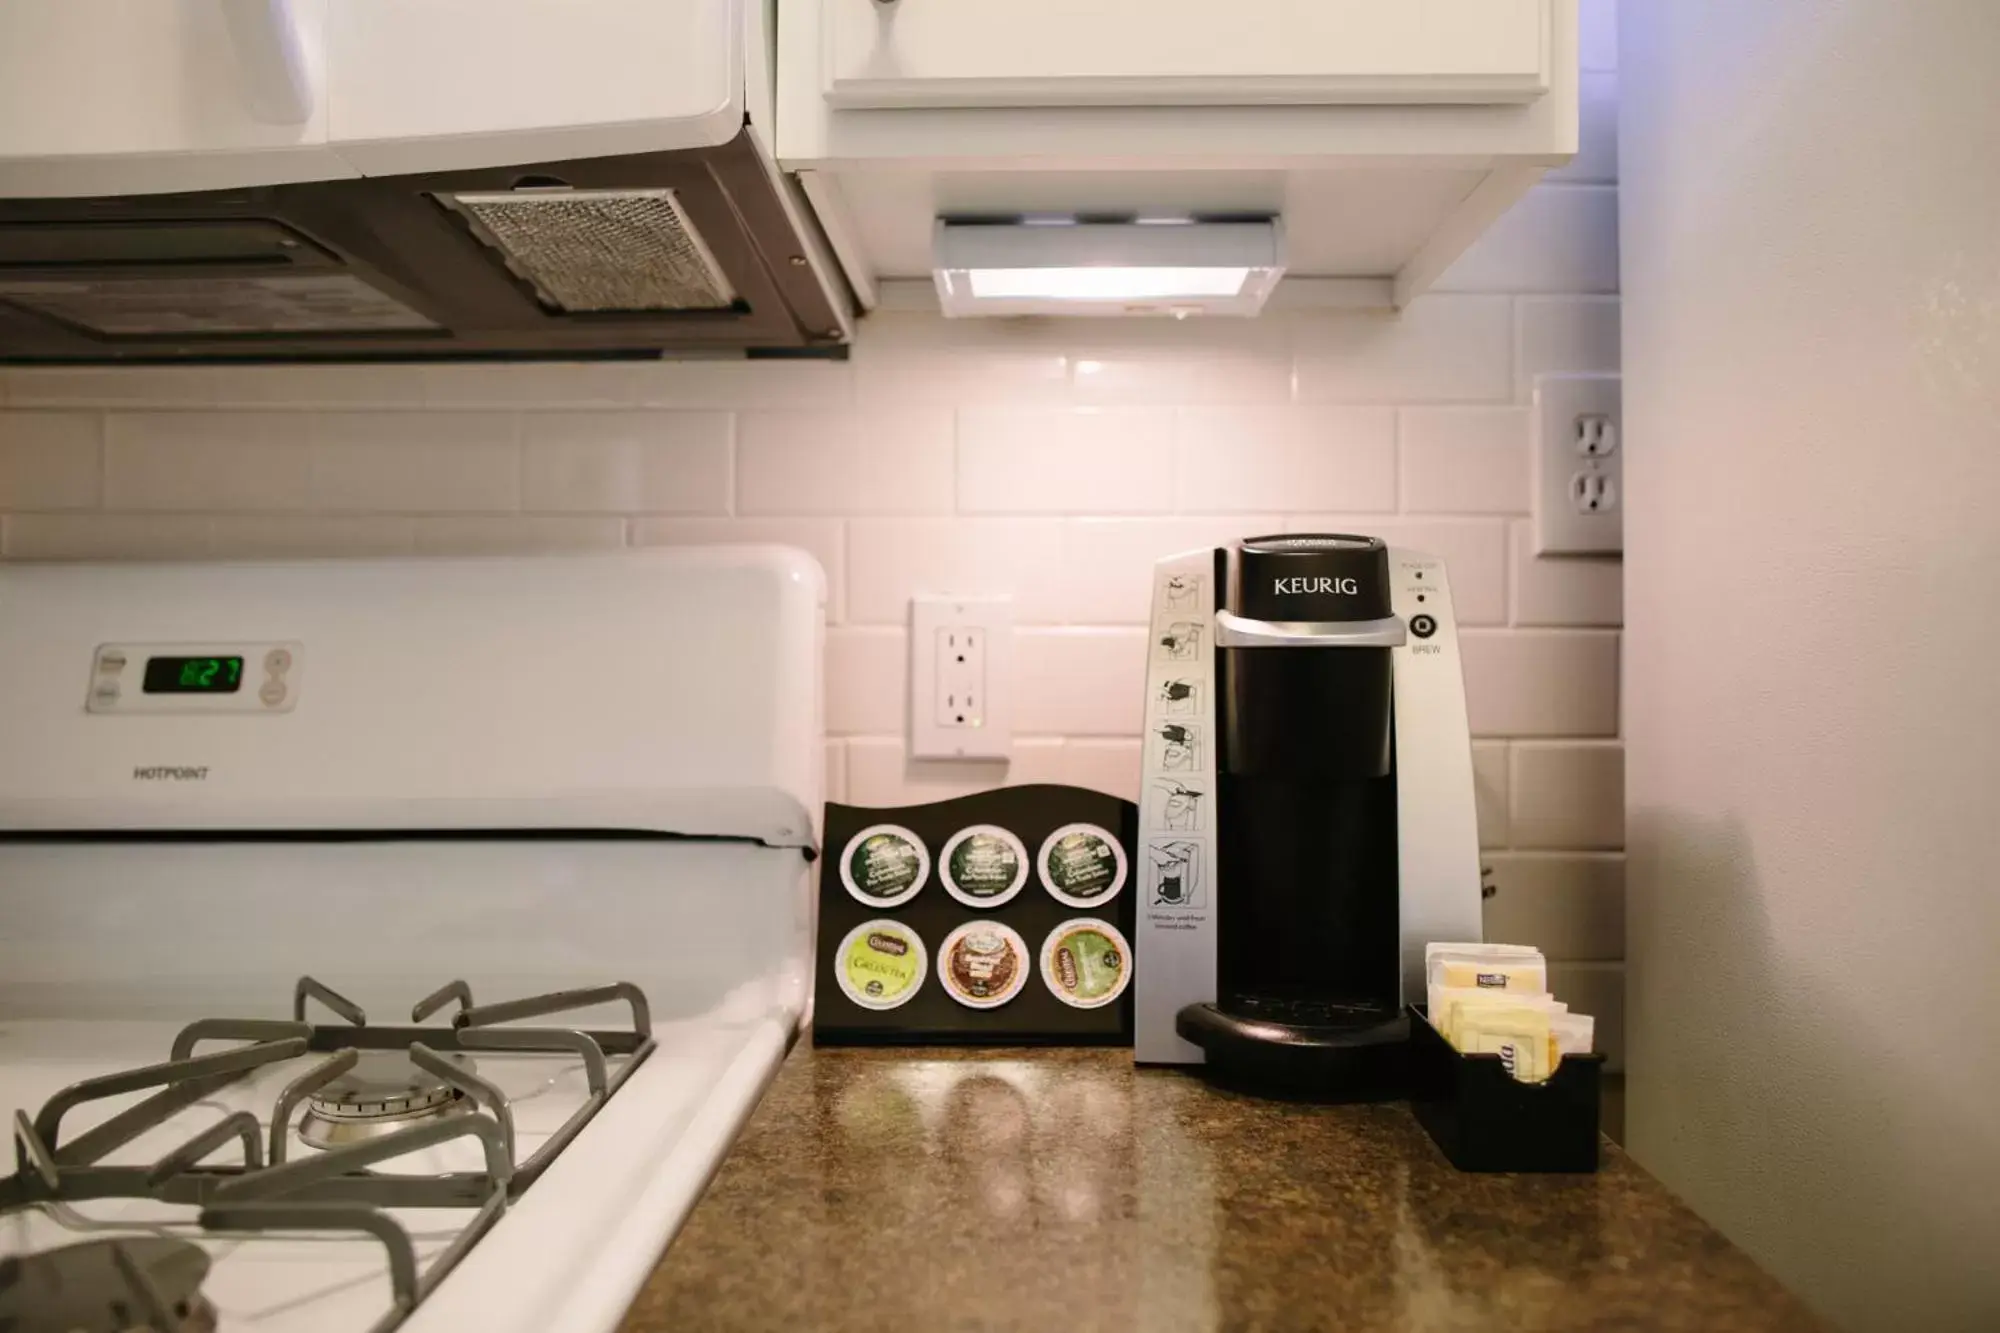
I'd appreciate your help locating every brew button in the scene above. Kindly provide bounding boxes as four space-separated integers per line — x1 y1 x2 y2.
264 648 292 674
1410 614 1438 639
259 682 287 707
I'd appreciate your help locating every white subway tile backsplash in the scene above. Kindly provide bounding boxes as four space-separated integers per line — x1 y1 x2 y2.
854 317 1069 407
1059 517 1265 623
0 412 101 510
629 517 847 621
633 359 855 411
1484 853 1624 961
408 516 624 555
824 740 848 805
845 737 1069 808
1065 739 1142 803
209 515 416 558
1284 516 1508 625
1294 297 1513 403
958 407 1175 513
521 412 731 514
1399 407 1531 514
3 513 214 559
737 408 953 515
1436 186 1620 295
1517 297 1621 394
1511 520 1623 626
422 363 637 408
847 518 1065 624
309 412 519 513
1015 628 1148 735
5 368 216 407
213 364 427 408
825 627 907 735
1547 962 1624 1069
105 413 310 512
1069 320 1293 405
1178 407 1396 512
1473 741 1510 850
1460 630 1620 736
1511 742 1625 849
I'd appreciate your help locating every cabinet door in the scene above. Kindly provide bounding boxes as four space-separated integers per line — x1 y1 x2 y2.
0 0 347 197
325 0 740 176
820 0 1554 109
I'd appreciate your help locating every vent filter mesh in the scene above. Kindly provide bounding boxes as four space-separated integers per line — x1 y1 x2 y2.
439 188 736 313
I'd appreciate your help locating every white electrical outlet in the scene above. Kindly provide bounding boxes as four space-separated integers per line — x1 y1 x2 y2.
1533 374 1624 555
910 595 1013 760
934 626 985 729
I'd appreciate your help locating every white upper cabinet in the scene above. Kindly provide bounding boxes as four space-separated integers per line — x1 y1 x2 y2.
819 0 1553 109
0 0 351 197
779 0 1578 310
323 0 742 177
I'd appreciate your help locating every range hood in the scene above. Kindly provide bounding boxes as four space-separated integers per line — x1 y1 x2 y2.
0 0 853 363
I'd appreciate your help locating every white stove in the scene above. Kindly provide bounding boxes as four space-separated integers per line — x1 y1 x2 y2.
0 549 825 1332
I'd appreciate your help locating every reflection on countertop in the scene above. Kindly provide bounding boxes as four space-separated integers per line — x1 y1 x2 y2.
618 1044 1821 1332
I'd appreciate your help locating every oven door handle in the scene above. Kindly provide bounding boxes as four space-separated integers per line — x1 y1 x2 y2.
219 0 314 126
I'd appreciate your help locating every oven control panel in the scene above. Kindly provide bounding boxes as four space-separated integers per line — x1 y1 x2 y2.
86 642 304 715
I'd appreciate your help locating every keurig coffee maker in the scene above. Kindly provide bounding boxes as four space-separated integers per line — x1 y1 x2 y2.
1133 534 1482 1096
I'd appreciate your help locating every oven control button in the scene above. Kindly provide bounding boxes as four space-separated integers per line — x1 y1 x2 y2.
97 651 128 675
259 681 288 707
264 648 293 675
91 684 120 706
1409 614 1438 639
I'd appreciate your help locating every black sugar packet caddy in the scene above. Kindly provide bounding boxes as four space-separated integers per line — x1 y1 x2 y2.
1408 1005 1605 1173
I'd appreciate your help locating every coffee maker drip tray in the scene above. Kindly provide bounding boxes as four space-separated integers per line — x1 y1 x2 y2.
1176 1000 1410 1101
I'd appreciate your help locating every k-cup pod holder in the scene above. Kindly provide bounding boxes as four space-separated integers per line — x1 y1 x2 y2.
814 785 1138 1046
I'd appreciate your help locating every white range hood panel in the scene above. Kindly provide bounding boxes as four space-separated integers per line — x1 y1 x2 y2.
0 0 744 197
326 0 743 177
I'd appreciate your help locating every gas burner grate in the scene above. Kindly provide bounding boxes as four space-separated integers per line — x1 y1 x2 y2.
0 1237 217 1333
2 975 656 1333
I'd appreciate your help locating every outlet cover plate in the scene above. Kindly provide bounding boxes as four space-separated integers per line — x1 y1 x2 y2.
1533 373 1624 556
910 594 1013 760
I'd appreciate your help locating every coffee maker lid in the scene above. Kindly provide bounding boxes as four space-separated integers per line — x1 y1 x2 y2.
1231 533 1394 623
1240 532 1383 553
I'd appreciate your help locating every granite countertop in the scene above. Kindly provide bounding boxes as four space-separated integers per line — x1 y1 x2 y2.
618 1043 1821 1332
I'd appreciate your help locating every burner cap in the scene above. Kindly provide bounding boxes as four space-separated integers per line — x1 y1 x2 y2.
0 1237 216 1333
298 1050 476 1150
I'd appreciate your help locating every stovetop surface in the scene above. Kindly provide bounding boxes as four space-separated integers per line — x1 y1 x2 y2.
0 1007 785 1333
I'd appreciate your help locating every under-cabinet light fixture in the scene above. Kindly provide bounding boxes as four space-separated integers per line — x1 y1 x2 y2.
932 219 1285 318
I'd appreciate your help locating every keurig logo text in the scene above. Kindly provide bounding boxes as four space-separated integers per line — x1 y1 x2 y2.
1272 576 1359 595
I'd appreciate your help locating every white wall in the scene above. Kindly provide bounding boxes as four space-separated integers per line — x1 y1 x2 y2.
1620 2 2000 1328
0 2 1624 1062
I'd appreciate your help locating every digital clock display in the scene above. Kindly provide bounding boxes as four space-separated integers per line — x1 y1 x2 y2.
142 655 245 694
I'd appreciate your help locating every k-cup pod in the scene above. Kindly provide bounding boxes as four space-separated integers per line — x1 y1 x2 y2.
937 920 1030 1009
940 824 1030 909
839 824 929 908
1037 823 1128 908
1040 919 1133 1009
835 920 928 1011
